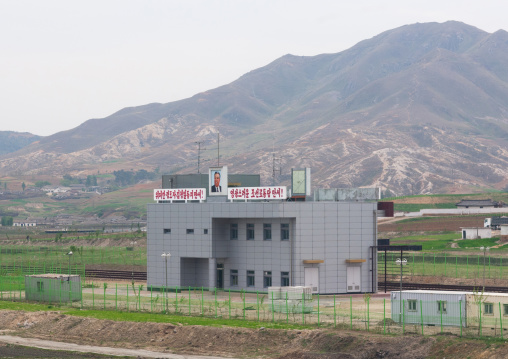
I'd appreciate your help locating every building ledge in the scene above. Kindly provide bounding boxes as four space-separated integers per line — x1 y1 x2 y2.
303 259 324 264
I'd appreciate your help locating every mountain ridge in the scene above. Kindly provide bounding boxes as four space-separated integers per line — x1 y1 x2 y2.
2 21 508 195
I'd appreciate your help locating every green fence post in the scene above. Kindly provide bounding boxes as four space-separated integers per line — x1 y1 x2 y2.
444 253 447 277
201 287 204 316
126 284 129 311
163 285 166 313
188 286 191 315
433 254 436 276
317 293 320 327
176 286 179 313
103 284 106 309
480 301 483 337
383 298 386 334
420 300 424 335
115 284 118 311
440 300 443 333
213 287 216 317
489 256 491 279
228 289 231 319
459 300 463 337
256 291 259 321
92 282 95 309
150 286 153 313
478 255 480 278
422 253 425 274
350 296 352 330
402 299 405 334
334 295 337 328
302 292 305 324
412 254 415 276
272 291 274 323
466 255 469 278
499 257 503 279
367 296 369 331
500 302 503 339
286 292 289 324
455 256 458 278
243 290 245 320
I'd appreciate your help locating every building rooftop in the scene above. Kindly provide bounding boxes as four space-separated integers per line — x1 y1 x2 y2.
456 199 499 207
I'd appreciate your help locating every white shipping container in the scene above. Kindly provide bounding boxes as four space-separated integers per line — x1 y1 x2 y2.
391 290 467 327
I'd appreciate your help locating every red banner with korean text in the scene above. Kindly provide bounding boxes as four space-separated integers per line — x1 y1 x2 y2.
227 186 287 200
154 188 206 201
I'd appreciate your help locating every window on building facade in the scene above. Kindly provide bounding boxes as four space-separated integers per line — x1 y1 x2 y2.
263 271 272 288
281 223 289 240
186 229 194 234
230 223 238 240
408 300 417 312
163 228 171 234
204 229 208 234
281 272 290 287
484 303 494 315
504 304 508 316
247 223 255 240
437 301 447 314
263 223 272 240
230 269 238 286
247 270 255 287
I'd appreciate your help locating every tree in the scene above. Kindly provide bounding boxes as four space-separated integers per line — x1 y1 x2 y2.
21 182 25 191
35 180 51 188
1 216 13 226
86 175 98 187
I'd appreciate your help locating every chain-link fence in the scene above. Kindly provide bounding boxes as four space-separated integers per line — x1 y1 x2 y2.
2 277 508 339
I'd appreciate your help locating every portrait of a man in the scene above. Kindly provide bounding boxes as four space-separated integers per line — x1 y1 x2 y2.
211 171 221 192
209 166 227 196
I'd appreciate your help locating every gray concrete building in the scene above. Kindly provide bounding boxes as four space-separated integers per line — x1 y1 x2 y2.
147 197 378 294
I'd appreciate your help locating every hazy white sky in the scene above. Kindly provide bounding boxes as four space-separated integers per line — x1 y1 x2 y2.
1 0 507 136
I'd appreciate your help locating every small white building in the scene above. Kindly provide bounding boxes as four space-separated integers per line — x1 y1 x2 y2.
392 290 508 328
391 290 467 327
460 227 492 239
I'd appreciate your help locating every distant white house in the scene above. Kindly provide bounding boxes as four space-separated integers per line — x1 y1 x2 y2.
460 227 492 239
42 186 71 195
13 222 37 227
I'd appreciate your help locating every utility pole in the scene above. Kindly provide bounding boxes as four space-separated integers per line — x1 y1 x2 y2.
272 153 276 185
195 141 203 173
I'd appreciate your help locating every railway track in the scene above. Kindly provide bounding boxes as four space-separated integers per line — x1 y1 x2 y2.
0 266 147 281
85 269 147 281
379 281 508 293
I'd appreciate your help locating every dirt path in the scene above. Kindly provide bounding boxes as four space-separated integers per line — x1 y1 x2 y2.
0 334 228 359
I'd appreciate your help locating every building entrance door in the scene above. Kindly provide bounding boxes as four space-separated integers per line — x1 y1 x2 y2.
216 263 224 289
347 265 361 292
304 267 319 293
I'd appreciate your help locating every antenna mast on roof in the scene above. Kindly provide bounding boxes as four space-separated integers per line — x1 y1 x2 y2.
195 141 203 173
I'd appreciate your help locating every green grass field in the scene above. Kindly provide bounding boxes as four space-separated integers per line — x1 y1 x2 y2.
0 241 147 273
